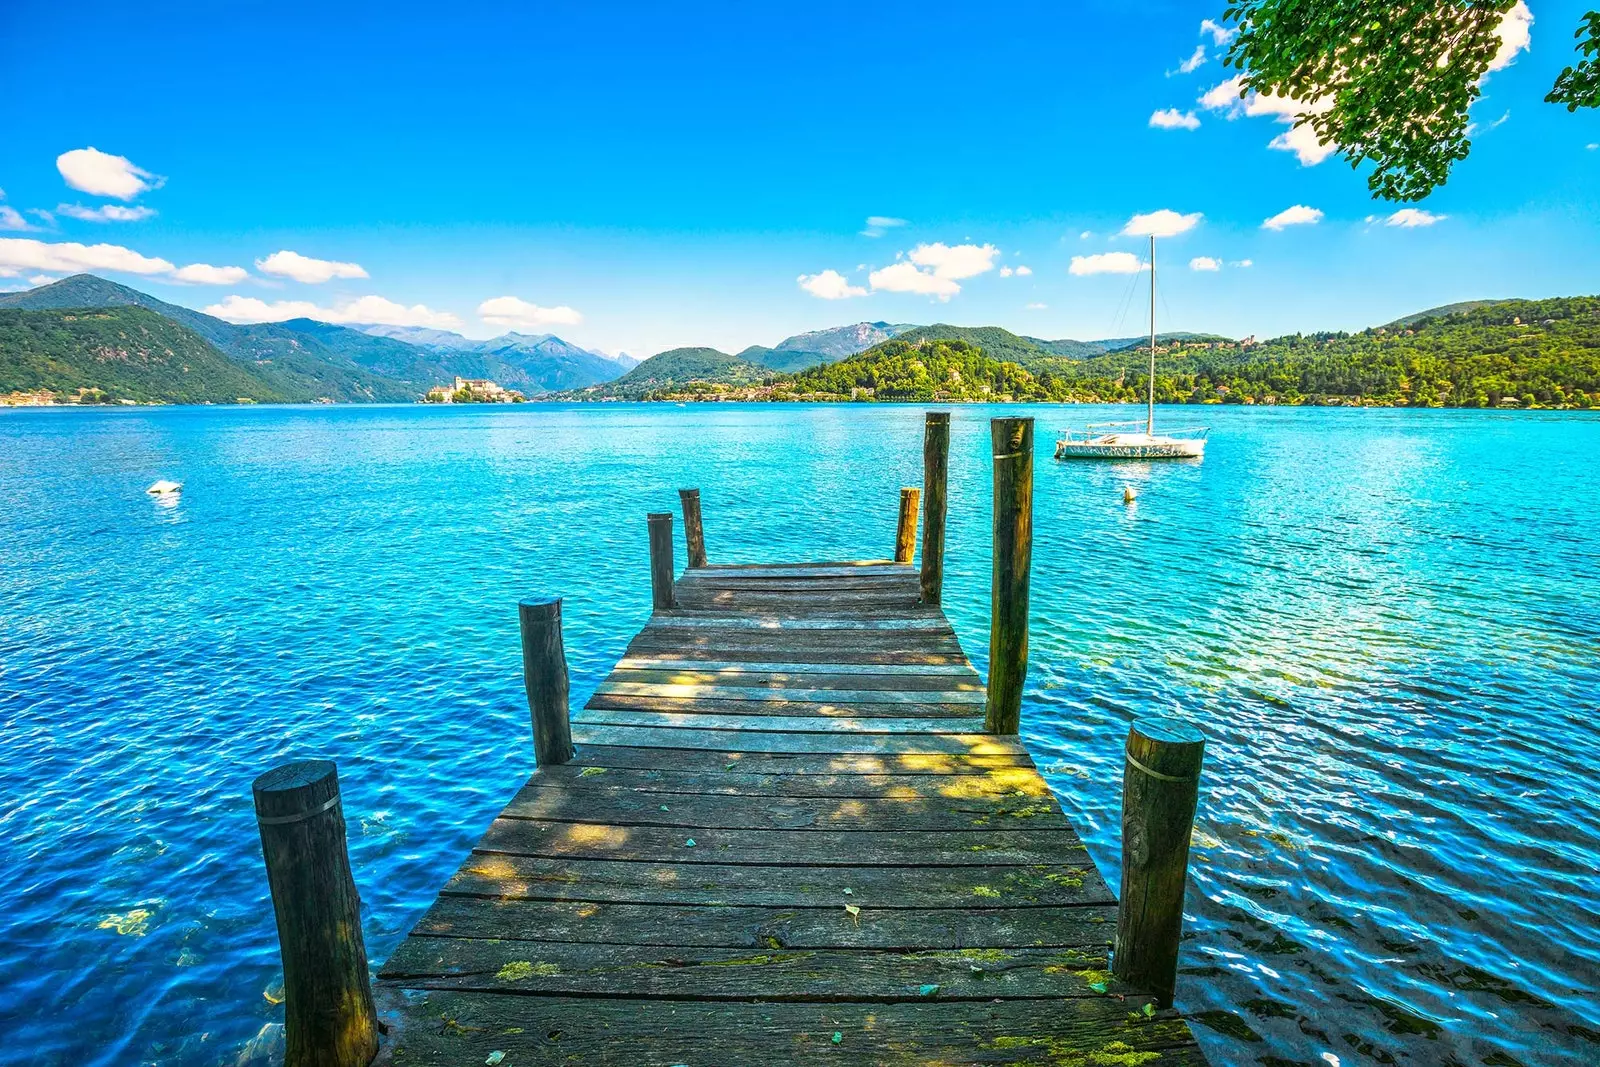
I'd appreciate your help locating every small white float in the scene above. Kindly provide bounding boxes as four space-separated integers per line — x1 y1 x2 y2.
146 480 182 495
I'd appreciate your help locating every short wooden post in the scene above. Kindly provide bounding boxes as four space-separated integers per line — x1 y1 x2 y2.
252 761 379 1067
985 417 1033 734
519 596 574 766
894 487 921 564
1113 718 1206 1007
648 512 675 609
679 488 708 568
919 411 950 605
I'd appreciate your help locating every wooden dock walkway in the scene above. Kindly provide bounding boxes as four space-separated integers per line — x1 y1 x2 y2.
370 558 1206 1065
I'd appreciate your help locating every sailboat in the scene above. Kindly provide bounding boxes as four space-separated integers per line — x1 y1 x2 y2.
1055 235 1208 460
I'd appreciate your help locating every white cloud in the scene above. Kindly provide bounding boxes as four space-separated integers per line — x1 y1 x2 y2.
56 147 163 200
205 293 463 329
1199 18 1236 46
28 274 58 285
907 242 999 279
861 216 907 237
57 203 157 223
478 295 582 328
868 261 960 300
1026 302 1048 310
1489 2 1532 72
999 267 1013 277
1384 208 1446 228
1176 45 1207 74
0 206 28 231
1078 230 1093 240
1122 209 1201 238
1200 75 1336 165
1233 259 1254 268
255 249 368 284
0 237 174 276
797 269 867 299
1014 265 1032 276
1070 252 1147 276
1189 256 1222 271
1262 204 1324 230
1589 143 1599 151
170 263 250 285
1150 108 1201 130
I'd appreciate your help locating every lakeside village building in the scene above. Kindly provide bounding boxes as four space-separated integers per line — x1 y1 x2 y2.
425 376 526 403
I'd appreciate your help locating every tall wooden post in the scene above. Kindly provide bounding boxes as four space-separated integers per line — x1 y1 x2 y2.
679 488 708 568
984 416 1033 734
253 761 379 1067
920 411 950 605
1113 718 1206 1007
519 596 575 766
648 512 675 610
894 487 921 564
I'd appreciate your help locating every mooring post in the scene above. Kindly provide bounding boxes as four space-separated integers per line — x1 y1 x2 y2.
894 487 921 564
920 411 950 605
1113 718 1206 1007
519 596 575 766
679 488 708 568
252 760 379 1067
648 512 675 609
985 416 1033 734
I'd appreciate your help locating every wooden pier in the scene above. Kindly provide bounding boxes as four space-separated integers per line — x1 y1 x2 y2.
252 414 1209 1066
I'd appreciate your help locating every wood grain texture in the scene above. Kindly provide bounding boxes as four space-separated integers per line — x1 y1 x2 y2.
375 545 1203 1063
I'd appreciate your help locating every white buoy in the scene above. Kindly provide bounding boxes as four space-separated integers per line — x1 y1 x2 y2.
1122 486 1137 504
146 480 182 495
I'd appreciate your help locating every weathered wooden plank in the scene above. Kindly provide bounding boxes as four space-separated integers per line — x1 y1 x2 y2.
643 615 952 632
594 680 985 704
499 783 1070 832
567 745 1039 775
601 672 985 693
447 855 1105 907
571 723 1023 754
532 765 1053 800
375 990 1205 1066
573 710 990 735
614 657 979 676
620 645 972 666
380 940 1116 1000
471 820 1097 868
693 562 905 575
409 897 1113 949
584 694 982 719
675 576 919 591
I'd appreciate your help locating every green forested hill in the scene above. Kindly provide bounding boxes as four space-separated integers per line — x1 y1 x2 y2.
566 346 776 399
778 339 1046 401
0 307 287 404
892 325 1050 368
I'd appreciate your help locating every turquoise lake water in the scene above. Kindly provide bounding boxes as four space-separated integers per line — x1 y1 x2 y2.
1 403 1597 1066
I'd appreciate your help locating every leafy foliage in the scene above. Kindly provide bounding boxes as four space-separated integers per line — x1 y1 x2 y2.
0 307 286 404
1547 11 1600 110
567 347 777 400
780 339 1048 401
1220 2 1597 201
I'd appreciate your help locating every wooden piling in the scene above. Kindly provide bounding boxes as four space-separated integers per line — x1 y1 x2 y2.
519 596 575 766
252 760 379 1067
648 512 676 610
1113 718 1206 1007
679 488 708 568
894 487 921 564
919 411 950 605
985 416 1033 735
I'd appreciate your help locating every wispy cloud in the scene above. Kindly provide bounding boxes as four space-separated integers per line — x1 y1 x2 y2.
1199 18 1237 46
1382 208 1446 228
57 203 157 223
860 216 907 238
1174 44 1207 75
1122 210 1201 238
206 293 463 328
1070 251 1147 276
1150 108 1200 130
56 147 164 200
478 295 582 327
1262 205 1323 230
256 249 368 284
797 269 867 299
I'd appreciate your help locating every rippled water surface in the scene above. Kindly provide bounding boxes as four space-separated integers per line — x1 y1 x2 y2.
1 403 1597 1066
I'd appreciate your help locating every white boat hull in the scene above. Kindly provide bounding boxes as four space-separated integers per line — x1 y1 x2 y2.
1055 434 1205 460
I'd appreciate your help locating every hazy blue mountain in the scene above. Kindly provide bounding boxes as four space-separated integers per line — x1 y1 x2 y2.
0 275 421 401
762 321 918 372
352 323 631 391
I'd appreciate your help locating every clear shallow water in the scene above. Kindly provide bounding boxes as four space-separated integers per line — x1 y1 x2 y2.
1 403 1596 1067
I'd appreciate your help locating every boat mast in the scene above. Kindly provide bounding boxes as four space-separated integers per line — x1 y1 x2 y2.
1147 234 1156 436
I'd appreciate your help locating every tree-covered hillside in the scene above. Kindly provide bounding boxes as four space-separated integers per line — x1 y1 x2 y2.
0 307 286 404
565 346 775 399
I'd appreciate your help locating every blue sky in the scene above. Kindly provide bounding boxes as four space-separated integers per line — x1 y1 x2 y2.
2 0 1597 357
